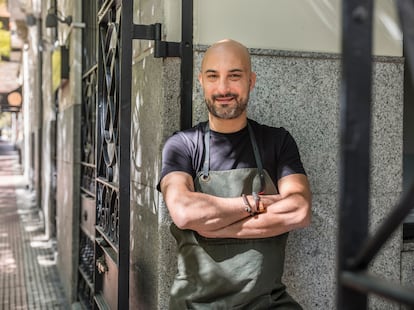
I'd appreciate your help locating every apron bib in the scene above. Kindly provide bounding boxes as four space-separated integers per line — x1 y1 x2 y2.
169 123 302 310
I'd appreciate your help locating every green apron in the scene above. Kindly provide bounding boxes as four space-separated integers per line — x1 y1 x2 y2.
169 123 302 309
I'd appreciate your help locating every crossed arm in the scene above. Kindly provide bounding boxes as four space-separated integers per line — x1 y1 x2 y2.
160 171 312 239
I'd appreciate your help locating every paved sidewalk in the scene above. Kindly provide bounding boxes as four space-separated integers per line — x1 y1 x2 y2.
0 140 70 309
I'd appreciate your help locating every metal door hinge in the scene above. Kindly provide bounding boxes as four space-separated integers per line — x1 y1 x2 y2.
132 23 181 58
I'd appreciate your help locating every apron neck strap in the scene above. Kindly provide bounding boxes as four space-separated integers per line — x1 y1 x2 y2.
202 121 265 193
202 123 211 180
247 122 265 194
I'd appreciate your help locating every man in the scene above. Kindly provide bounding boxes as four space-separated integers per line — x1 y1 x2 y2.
158 39 311 309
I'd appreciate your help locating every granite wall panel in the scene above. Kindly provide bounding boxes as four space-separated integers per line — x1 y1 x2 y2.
191 48 404 309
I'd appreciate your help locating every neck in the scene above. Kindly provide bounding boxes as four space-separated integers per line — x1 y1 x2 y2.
208 114 248 133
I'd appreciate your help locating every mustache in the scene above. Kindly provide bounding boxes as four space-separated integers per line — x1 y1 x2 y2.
212 93 238 100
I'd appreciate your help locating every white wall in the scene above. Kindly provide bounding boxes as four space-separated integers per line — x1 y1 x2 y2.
165 0 402 56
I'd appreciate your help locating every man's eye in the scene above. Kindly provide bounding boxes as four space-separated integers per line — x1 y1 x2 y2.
229 74 241 80
207 75 218 79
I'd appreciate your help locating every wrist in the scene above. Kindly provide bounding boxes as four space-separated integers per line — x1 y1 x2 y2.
241 193 265 216
252 192 265 213
242 194 255 216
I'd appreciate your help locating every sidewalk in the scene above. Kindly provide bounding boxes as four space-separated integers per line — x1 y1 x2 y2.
0 140 70 309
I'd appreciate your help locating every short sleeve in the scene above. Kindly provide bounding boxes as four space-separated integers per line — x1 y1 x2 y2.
277 130 306 180
157 132 196 191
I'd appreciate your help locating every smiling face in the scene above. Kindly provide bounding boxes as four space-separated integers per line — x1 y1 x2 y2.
198 40 256 121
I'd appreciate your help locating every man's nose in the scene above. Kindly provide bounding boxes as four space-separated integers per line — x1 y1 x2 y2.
217 78 230 94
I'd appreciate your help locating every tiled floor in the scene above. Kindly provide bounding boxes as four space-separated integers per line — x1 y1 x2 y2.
0 140 70 309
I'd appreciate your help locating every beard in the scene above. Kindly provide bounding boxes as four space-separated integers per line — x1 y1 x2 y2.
204 93 249 120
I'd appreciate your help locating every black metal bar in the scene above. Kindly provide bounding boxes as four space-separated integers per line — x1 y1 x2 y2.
180 0 193 130
341 271 414 306
37 18 43 211
348 182 414 269
155 41 180 58
132 23 159 41
118 0 132 308
131 2 193 128
337 0 374 309
397 0 414 83
132 22 181 58
95 10 105 303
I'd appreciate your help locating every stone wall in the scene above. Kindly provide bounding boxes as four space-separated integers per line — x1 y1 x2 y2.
130 56 181 309
56 102 81 301
128 1 181 308
40 4 56 240
54 0 83 302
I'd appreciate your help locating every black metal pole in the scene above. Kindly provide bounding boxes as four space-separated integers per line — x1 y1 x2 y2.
349 182 414 270
341 271 414 306
118 0 132 308
397 0 414 83
37 16 43 217
180 0 193 130
337 0 374 309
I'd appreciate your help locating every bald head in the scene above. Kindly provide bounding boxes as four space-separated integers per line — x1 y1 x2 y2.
198 39 256 128
201 39 253 74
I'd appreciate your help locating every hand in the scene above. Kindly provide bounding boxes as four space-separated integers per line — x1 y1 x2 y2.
245 193 283 214
257 194 284 208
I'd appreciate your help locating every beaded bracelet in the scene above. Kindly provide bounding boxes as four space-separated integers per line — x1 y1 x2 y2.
242 194 255 216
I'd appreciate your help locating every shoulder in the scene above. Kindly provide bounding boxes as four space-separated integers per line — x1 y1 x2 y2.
248 119 301 156
159 122 207 187
248 119 289 139
164 122 207 147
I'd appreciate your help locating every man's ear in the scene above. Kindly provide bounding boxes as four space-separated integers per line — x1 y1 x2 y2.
198 72 203 86
249 72 257 91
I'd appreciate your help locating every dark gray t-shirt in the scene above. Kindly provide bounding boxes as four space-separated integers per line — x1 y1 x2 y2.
158 119 306 191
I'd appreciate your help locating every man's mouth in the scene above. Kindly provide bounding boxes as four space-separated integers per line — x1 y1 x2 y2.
213 94 237 103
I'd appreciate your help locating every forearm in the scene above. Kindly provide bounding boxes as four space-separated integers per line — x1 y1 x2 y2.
165 190 250 231
162 172 251 231
198 193 311 239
